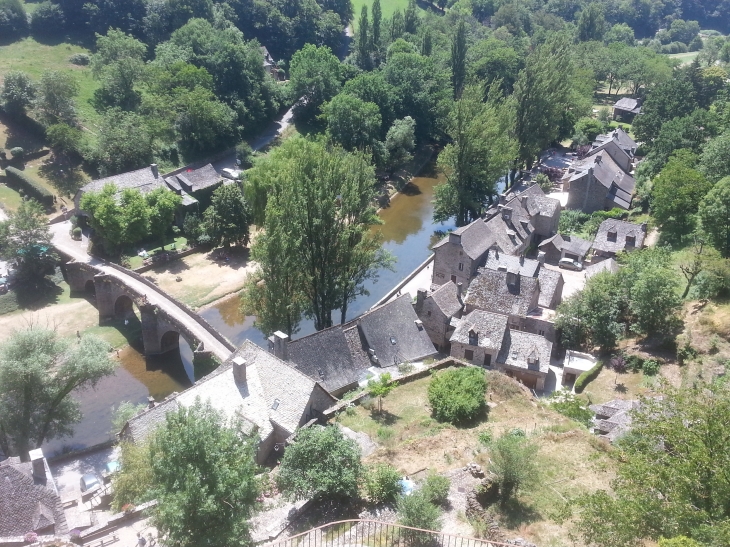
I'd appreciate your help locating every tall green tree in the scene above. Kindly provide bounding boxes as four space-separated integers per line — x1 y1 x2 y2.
0 329 114 458
699 132 730 185
149 400 259 547
512 34 583 168
37 70 79 125
577 2 606 42
0 200 58 283
323 94 382 152
146 187 182 246
246 137 390 330
435 85 516 226
573 382 730 547
91 29 147 110
403 0 418 34
289 44 342 122
699 176 730 257
0 70 36 116
371 0 382 50
87 109 153 176
489 432 540 505
384 116 416 174
357 5 371 69
450 20 467 99
80 184 151 251
651 153 711 239
203 183 251 248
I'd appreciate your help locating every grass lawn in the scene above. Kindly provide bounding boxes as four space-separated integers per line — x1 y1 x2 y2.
0 180 23 213
126 236 188 269
336 370 616 546
668 51 699 65
351 0 433 29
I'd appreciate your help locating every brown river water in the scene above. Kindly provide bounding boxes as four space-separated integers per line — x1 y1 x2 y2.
43 167 453 456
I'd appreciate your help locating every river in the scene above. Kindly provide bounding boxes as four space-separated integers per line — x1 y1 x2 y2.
43 165 452 457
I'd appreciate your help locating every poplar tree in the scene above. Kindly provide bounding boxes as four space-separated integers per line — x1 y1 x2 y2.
451 20 467 99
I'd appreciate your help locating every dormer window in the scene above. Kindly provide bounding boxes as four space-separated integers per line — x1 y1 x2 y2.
468 329 478 346
607 228 617 242
527 349 539 368
390 336 397 345
626 235 636 247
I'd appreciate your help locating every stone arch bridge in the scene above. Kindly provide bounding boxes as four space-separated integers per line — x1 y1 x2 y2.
64 261 235 366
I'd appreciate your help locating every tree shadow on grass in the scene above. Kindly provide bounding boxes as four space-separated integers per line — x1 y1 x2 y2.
370 408 399 426
449 405 491 430
13 279 65 311
38 159 87 199
496 497 542 529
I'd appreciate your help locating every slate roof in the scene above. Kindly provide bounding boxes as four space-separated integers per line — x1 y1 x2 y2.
592 219 646 254
164 164 221 193
584 258 619 279
537 268 563 309
484 249 540 277
613 97 641 114
0 457 67 537
124 341 335 445
450 310 508 349
538 234 592 259
123 397 180 444
343 325 372 371
287 326 363 394
497 330 552 375
432 218 496 261
77 165 165 197
428 281 463 318
589 399 641 442
517 184 561 218
566 151 635 209
593 127 638 158
358 295 437 366
464 268 539 316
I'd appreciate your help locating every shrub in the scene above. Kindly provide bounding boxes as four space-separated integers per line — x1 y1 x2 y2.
69 53 91 66
642 358 660 376
4 167 53 206
397 491 442 534
363 464 402 504
658 537 701 547
609 355 626 373
535 173 552 193
30 2 65 36
540 166 563 182
488 433 539 504
9 147 23 159
574 360 603 393
559 208 591 235
548 392 593 427
428 367 487 424
478 430 492 446
420 472 450 505
625 354 645 372
72 227 82 240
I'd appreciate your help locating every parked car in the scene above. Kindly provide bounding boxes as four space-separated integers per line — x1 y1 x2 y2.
221 168 241 180
79 473 101 493
559 258 583 271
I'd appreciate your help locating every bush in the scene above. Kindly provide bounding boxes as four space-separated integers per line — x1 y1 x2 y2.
72 226 82 240
69 53 91 65
642 358 660 376
478 430 492 446
625 354 645 372
548 392 593 427
420 472 450 505
397 491 442 534
488 433 539 504
658 537 701 547
574 361 603 393
559 209 591 235
688 35 703 51
363 464 402 504
428 367 487 424
0 0 29 39
9 147 23 159
236 142 255 168
535 173 552 193
4 166 53 206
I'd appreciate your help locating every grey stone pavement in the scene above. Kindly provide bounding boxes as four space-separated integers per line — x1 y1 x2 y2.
50 220 232 361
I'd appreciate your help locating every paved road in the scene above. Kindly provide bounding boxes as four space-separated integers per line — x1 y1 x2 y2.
50 221 233 362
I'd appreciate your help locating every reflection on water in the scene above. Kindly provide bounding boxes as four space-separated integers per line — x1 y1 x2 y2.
43 341 194 457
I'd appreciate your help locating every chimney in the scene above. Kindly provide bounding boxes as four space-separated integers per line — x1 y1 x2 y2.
640 222 647 233
29 449 46 482
415 288 427 314
537 251 546 264
147 396 155 409
501 207 513 222
519 253 524 265
273 331 289 361
595 154 602 164
414 319 424 331
456 282 463 304
150 163 159 178
506 267 519 286
232 356 247 383
499 193 508 205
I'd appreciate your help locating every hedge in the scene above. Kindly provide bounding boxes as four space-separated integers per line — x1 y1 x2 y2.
4 166 53 206
574 360 603 394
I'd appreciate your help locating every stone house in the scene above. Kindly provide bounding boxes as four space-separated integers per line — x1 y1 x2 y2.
414 281 464 352
612 97 642 121
592 219 646 260
431 219 495 287
496 329 552 391
564 150 636 214
592 127 638 159
120 340 336 464
537 268 564 310
538 233 592 264
0 449 67 540
269 328 363 398
463 268 540 319
584 257 619 279
449 309 508 368
589 399 641 442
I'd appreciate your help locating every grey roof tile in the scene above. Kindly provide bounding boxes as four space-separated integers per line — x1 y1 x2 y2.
288 326 362 394
358 295 437 366
450 310 508 349
429 281 463 318
484 249 540 277
497 330 552 374
464 268 539 316
592 219 646 254
537 268 563 309
432 219 495 260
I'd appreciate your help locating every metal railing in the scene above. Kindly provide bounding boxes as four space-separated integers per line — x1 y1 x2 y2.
265 520 515 547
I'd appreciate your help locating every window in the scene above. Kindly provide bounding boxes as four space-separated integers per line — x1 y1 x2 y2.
469 331 478 346
539 330 545 336
464 349 474 361
484 354 491 367
451 275 457 282
458 263 464 271
626 235 636 247
427 311 431 316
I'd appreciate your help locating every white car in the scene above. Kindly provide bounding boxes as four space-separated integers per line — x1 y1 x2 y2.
559 258 583 271
221 168 242 180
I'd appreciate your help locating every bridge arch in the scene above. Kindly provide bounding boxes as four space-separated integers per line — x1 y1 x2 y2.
160 330 181 354
114 294 135 320
84 280 95 294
